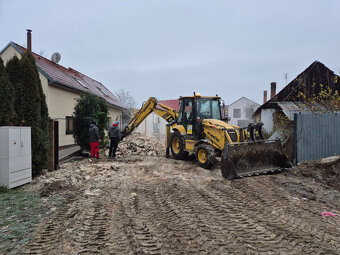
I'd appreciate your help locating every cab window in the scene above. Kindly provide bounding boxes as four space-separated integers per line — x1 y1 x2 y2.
178 98 193 123
197 98 221 120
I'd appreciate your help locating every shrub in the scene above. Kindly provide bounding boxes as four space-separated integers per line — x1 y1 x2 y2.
73 92 108 151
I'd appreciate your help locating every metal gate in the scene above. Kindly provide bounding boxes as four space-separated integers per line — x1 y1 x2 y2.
293 113 340 164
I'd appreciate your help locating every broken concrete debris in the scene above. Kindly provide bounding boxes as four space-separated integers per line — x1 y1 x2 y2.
30 135 165 197
114 133 165 157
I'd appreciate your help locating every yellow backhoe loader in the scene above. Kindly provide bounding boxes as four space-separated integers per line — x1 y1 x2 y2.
122 93 291 179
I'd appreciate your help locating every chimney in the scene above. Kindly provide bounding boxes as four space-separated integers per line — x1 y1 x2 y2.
263 90 267 104
27 29 32 52
270 82 276 99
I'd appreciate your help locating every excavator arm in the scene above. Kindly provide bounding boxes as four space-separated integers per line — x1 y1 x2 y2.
121 97 178 138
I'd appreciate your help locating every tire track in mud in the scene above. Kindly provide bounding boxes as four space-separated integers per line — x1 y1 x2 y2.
156 180 288 254
114 179 283 254
106 186 162 254
244 177 340 231
105 176 340 254
108 180 234 254
208 179 340 254
77 199 111 254
233 177 340 243
24 195 78 254
24 191 112 255
144 182 230 254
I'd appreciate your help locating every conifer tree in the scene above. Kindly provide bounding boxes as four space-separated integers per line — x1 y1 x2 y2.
0 57 15 126
37 74 50 171
19 52 49 175
97 96 109 145
6 56 23 125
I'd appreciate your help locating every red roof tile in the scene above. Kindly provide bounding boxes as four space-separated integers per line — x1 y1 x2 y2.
158 99 180 111
13 43 126 109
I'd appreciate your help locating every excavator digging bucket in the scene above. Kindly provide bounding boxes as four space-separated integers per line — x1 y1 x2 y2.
221 140 292 180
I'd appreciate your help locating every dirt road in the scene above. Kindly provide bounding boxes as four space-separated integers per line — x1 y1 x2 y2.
24 155 340 254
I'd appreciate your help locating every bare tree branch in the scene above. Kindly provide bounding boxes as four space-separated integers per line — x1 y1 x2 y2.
115 89 137 109
245 104 258 119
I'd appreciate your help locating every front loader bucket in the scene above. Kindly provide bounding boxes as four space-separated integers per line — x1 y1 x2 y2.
221 140 291 180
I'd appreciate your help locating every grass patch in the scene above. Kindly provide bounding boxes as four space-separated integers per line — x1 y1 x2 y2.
0 185 64 254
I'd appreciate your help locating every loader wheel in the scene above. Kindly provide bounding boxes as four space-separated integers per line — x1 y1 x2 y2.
170 132 188 160
195 143 216 169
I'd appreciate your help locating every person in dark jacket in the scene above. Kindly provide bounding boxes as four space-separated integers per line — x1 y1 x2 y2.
109 120 121 158
89 122 100 158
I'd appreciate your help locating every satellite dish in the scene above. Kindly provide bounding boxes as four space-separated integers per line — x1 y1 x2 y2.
51 52 61 64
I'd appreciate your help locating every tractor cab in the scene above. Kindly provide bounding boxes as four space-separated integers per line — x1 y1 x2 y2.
177 95 222 136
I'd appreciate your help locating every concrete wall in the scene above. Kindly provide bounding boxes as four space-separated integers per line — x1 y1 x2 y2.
228 98 259 127
261 108 276 133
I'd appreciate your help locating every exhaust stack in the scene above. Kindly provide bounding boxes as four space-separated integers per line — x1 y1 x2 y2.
270 82 276 99
27 29 32 52
263 90 267 104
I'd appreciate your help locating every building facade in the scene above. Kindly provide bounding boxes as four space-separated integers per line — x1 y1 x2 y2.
227 97 259 127
1 40 126 147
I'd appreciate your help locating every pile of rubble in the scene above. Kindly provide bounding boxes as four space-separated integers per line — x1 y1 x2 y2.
116 133 165 157
30 159 120 197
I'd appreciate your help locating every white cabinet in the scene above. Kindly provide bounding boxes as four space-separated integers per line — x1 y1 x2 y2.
0 127 32 188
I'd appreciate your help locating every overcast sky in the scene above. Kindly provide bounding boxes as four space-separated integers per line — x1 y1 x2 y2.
1 0 340 106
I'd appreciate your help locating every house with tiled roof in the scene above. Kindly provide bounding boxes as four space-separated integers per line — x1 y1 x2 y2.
0 35 126 148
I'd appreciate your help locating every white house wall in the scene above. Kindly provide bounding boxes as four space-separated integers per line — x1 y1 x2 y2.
261 108 276 133
135 112 167 141
107 106 122 129
48 85 80 146
1 45 21 64
228 98 259 127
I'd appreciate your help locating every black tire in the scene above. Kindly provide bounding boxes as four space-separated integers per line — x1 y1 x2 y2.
170 132 188 160
195 143 216 169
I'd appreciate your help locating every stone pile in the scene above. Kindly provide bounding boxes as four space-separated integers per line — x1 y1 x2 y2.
30 159 120 197
116 133 165 157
